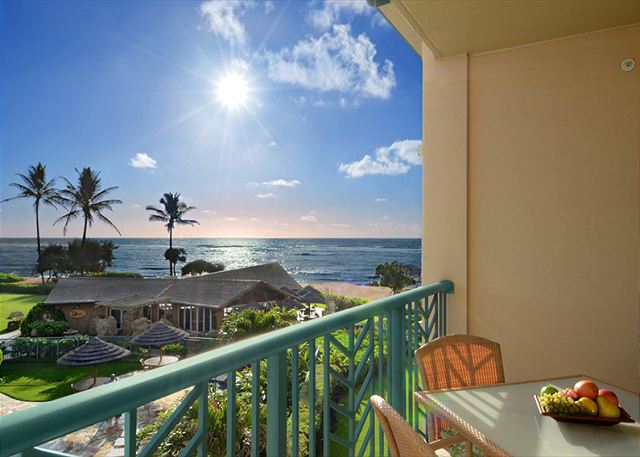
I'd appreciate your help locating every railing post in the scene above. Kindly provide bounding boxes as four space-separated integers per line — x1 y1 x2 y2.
198 381 208 456
266 350 287 457
389 306 405 416
124 408 137 457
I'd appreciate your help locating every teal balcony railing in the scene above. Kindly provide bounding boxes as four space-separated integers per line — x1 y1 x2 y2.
0 280 453 457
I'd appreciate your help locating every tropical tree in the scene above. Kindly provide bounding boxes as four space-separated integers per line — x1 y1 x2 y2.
146 193 199 276
164 247 187 277
55 167 122 274
375 260 414 294
1 163 60 283
181 259 225 276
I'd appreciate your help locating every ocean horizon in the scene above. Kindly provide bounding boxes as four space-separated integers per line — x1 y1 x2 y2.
0 238 421 285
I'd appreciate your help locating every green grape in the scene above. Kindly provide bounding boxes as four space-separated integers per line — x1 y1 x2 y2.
539 392 585 415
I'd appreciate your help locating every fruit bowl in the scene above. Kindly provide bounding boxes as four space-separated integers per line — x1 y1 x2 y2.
534 395 635 426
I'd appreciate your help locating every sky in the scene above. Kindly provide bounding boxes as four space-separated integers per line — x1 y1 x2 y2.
0 0 422 239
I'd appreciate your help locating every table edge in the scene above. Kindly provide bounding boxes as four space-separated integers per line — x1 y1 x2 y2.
414 390 512 457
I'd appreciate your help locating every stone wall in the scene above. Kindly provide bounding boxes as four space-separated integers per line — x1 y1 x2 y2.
56 303 102 335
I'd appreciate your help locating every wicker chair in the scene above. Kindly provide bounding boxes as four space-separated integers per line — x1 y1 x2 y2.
371 395 457 457
414 334 505 452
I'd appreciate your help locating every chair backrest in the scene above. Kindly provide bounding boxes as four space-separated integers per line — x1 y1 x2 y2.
415 334 505 391
370 395 437 457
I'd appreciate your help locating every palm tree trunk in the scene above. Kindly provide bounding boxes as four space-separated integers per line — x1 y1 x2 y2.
169 228 173 276
35 200 44 286
81 215 88 275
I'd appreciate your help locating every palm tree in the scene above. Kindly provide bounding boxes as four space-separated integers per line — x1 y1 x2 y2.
55 167 122 274
2 163 60 283
146 193 198 276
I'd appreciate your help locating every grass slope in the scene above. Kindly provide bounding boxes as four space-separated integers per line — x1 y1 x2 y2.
0 293 46 333
0 361 140 401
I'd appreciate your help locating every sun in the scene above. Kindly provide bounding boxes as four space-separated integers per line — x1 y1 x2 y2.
215 72 249 109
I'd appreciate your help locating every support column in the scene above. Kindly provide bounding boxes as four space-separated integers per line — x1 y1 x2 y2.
422 45 468 334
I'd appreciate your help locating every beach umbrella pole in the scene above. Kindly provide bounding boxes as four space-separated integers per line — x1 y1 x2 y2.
92 364 97 386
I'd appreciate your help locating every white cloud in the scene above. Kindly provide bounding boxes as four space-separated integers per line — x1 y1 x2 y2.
250 217 258 221
257 192 276 199
263 179 301 187
300 211 318 222
308 0 371 30
131 203 142 208
264 0 274 14
339 139 421 178
265 24 395 100
129 152 157 169
374 198 388 202
200 1 254 47
268 140 277 147
330 222 351 228
223 216 238 221
201 209 216 214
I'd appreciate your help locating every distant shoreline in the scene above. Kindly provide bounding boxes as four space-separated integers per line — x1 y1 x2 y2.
0 238 421 285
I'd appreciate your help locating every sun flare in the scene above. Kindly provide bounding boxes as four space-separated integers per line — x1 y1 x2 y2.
215 72 249 109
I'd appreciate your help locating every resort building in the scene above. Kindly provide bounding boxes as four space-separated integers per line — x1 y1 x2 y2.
44 263 300 335
4 2 639 457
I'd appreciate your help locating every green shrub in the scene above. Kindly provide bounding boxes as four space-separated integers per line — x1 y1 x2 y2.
322 292 367 312
89 271 143 279
375 260 415 294
29 320 69 336
0 283 53 295
0 272 25 283
181 259 224 276
7 320 21 331
161 343 186 358
138 369 266 457
20 302 67 336
220 306 297 341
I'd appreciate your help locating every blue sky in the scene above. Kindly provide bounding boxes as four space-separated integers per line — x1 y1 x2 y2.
0 0 422 238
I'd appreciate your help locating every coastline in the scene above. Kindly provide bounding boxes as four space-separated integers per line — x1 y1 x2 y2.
308 282 391 301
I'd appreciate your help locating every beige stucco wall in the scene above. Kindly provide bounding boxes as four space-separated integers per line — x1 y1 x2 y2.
422 49 468 336
422 25 639 391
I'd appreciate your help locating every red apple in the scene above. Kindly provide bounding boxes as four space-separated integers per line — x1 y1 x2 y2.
598 389 619 406
563 389 579 400
574 380 598 400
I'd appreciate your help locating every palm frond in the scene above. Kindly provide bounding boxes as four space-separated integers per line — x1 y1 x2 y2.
96 212 122 236
148 214 169 223
175 219 199 226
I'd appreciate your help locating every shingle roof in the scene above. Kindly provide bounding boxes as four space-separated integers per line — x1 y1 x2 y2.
199 262 302 290
45 263 299 310
45 278 173 305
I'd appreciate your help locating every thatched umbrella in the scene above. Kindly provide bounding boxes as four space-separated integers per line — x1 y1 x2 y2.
131 322 188 361
57 337 131 386
8 311 24 320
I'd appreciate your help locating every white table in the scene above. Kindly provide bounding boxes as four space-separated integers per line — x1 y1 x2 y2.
142 355 179 368
415 375 639 456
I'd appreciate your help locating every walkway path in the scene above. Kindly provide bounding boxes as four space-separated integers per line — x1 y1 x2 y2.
0 329 20 340
1 380 188 456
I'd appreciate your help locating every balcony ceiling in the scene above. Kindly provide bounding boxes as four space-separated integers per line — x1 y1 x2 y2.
378 0 640 58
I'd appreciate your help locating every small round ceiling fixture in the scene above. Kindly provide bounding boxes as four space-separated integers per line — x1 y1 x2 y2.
621 58 635 72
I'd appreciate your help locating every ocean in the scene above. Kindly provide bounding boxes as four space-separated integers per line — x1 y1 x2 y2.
0 238 421 285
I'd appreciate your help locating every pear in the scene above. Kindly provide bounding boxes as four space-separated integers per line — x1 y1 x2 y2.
596 396 620 418
576 397 598 416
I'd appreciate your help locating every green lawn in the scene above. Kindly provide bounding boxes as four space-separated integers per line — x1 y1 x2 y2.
0 293 46 333
0 361 140 401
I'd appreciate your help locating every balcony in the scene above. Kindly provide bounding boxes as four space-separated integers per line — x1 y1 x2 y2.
0 280 453 457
